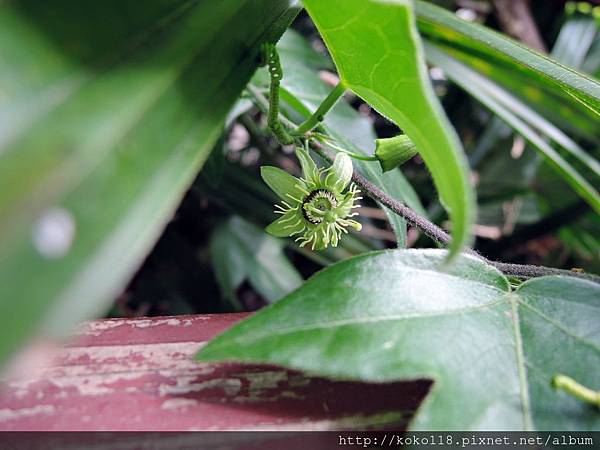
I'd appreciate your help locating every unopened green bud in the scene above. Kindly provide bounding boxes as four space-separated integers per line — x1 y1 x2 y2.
374 135 417 172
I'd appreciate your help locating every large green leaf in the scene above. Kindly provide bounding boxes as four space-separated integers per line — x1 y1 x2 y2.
302 0 474 257
273 30 425 247
415 1 600 140
198 249 600 430
0 0 299 363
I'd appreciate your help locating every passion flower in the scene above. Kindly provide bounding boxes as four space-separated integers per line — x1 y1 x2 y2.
261 147 362 250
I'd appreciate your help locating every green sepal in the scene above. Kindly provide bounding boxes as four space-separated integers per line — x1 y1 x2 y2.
265 209 304 237
295 147 321 186
260 166 306 202
309 223 329 250
374 135 418 172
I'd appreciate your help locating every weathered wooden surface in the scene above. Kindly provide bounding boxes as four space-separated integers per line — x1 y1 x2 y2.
0 314 428 431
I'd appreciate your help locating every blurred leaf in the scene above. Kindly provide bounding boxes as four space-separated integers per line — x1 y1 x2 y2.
303 0 475 258
0 0 299 363
551 11 598 69
211 216 302 306
201 136 226 188
277 28 333 70
198 249 600 430
426 45 600 214
532 164 600 272
198 162 278 224
416 1 600 140
225 98 254 127
559 213 600 266
476 148 540 205
583 38 600 77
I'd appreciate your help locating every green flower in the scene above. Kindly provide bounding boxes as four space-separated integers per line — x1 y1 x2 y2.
260 147 362 250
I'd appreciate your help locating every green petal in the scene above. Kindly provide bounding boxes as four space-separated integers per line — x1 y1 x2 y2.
312 225 329 250
265 210 305 237
325 152 353 192
261 166 306 203
335 194 354 218
295 147 321 186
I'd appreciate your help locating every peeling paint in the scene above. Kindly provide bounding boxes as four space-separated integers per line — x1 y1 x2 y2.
77 316 200 335
48 372 148 396
79 319 126 333
128 318 193 329
288 375 311 388
159 377 242 397
279 390 305 399
0 314 421 431
59 341 203 365
8 342 207 381
234 371 288 391
0 405 55 423
160 398 198 410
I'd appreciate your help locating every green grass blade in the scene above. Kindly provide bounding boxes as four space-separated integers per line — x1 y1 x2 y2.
426 44 600 214
415 0 600 140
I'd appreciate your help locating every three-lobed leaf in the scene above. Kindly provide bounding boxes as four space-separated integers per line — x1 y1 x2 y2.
198 249 600 430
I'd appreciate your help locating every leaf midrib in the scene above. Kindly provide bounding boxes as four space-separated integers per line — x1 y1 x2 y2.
206 296 509 351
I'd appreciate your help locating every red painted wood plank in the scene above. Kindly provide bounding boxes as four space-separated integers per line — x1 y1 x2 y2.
71 313 250 346
0 314 428 431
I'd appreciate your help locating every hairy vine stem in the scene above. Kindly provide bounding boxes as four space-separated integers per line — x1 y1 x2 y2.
244 83 600 284
313 142 600 284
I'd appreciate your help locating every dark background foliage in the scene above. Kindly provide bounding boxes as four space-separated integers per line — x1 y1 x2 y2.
118 0 600 318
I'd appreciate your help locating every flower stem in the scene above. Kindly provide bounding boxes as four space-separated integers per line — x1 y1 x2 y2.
294 82 347 135
320 140 379 162
553 374 600 408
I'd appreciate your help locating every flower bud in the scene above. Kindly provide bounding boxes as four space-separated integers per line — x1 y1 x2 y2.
374 135 417 172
